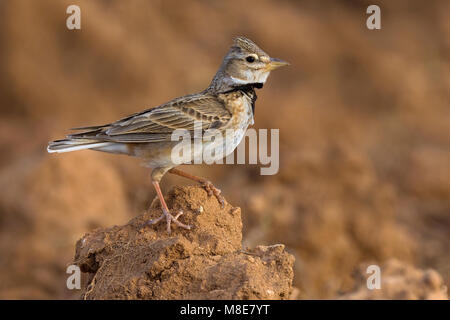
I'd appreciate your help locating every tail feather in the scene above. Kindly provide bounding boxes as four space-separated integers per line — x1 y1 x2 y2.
47 139 112 153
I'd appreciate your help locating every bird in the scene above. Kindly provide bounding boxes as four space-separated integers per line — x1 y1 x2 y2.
47 36 288 234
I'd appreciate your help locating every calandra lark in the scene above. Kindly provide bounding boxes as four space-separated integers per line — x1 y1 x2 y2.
48 37 288 234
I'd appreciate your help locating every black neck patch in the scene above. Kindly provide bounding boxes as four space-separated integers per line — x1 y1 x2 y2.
229 82 264 91
224 83 262 117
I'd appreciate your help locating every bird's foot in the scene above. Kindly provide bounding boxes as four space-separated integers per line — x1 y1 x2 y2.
201 180 225 208
143 209 191 235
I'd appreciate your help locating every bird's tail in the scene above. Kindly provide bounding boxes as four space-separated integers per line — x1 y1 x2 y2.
47 138 113 153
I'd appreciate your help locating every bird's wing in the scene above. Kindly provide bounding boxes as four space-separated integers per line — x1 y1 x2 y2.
68 93 231 143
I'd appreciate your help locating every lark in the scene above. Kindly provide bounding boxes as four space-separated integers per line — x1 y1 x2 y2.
48 37 288 234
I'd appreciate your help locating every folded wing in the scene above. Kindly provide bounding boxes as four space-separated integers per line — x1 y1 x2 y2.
68 93 231 143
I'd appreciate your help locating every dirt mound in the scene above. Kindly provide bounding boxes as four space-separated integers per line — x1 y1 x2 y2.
339 259 448 300
74 186 295 299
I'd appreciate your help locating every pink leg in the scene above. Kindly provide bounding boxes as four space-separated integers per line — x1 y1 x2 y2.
143 181 191 234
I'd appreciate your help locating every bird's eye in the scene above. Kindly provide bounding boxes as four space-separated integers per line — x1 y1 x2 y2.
246 56 256 63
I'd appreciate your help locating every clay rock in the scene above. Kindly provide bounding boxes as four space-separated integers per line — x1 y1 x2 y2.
339 259 448 300
74 186 295 299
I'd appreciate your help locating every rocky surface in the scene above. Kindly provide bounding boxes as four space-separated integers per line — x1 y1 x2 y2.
74 186 295 299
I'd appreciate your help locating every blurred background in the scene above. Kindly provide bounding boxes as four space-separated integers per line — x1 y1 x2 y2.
0 0 449 299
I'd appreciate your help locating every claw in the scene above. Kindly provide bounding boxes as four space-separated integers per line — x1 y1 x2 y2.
174 210 184 220
201 180 226 208
143 208 191 235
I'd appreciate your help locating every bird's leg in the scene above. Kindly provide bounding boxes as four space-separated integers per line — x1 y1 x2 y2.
143 180 191 234
168 168 225 208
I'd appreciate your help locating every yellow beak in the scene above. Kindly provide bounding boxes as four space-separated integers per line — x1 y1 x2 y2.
266 57 289 71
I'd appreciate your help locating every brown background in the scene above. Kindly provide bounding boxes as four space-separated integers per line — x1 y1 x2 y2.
0 0 449 299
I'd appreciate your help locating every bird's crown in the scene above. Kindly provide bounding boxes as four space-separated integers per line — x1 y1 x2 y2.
231 36 268 57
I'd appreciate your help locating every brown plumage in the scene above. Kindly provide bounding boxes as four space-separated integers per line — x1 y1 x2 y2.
48 36 288 234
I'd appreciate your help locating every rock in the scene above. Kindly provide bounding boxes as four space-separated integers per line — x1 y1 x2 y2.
74 186 295 299
339 259 448 300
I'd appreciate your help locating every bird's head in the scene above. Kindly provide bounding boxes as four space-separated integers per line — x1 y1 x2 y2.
210 36 289 91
